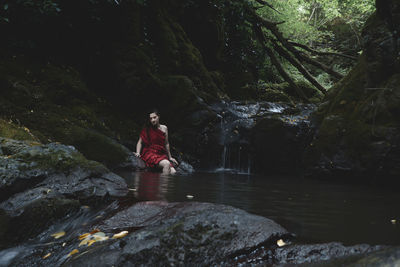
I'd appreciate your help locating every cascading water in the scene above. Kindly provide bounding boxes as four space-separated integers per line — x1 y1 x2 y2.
209 101 316 174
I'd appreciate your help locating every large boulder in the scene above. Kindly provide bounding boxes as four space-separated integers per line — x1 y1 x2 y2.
250 103 316 174
0 138 129 248
5 201 289 266
349 246 400 266
1 201 385 266
304 3 400 181
0 60 142 170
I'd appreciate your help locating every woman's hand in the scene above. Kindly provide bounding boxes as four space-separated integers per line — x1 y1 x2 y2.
170 157 178 166
134 152 140 158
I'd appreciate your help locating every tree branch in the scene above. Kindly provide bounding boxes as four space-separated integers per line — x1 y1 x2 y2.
289 41 357 60
254 0 282 14
253 25 309 101
270 38 327 94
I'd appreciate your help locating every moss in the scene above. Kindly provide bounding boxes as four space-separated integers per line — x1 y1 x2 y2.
59 126 129 168
259 88 292 103
15 141 107 173
0 57 140 168
317 54 368 119
295 80 324 100
0 119 38 141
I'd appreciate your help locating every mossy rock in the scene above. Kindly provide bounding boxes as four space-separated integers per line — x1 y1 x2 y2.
0 58 139 168
0 137 106 174
284 80 324 102
304 8 400 180
258 88 292 103
58 126 130 169
0 119 38 141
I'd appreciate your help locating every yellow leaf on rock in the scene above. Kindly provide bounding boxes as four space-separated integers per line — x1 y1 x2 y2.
67 249 79 257
78 233 90 240
79 239 89 247
93 232 109 241
90 229 100 234
87 240 96 246
42 253 51 259
277 239 286 247
112 231 129 239
51 231 65 239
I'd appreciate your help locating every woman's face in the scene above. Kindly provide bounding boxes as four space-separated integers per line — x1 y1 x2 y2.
149 112 160 126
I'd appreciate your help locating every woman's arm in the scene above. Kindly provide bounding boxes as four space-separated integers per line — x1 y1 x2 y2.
135 137 142 157
164 126 178 165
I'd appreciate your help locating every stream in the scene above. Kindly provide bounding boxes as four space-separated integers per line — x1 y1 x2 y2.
1 100 400 266
119 171 400 246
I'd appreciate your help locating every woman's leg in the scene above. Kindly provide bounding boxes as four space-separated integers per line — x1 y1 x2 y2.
158 159 171 174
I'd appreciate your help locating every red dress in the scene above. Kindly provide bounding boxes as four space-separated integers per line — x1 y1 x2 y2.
140 127 169 168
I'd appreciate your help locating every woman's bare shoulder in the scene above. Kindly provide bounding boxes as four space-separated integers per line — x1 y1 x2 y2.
160 124 168 132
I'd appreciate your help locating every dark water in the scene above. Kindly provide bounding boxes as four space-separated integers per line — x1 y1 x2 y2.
119 171 400 246
1 171 399 266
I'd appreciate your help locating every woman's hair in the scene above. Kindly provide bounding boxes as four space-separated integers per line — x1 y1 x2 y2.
143 109 160 141
145 109 160 127
148 108 160 117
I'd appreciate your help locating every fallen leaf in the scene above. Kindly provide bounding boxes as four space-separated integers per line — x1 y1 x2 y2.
42 253 51 259
186 195 194 200
51 231 65 239
79 239 89 247
93 232 109 242
128 188 137 192
277 239 286 247
391 219 397 225
112 231 129 239
90 229 100 235
79 233 90 240
87 240 96 246
62 242 66 247
67 249 79 257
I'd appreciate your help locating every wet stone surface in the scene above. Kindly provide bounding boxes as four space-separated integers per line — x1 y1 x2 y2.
0 200 392 266
70 201 290 266
0 138 129 248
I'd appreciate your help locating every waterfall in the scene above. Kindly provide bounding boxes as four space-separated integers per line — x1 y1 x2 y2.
213 101 259 174
207 101 315 174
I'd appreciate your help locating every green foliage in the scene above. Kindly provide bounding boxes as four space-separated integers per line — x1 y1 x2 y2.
256 0 375 47
220 1 267 75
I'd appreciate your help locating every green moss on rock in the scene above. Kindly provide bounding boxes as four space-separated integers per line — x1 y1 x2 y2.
0 119 38 141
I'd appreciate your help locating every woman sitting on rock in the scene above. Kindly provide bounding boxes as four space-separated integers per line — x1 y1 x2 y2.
134 109 178 174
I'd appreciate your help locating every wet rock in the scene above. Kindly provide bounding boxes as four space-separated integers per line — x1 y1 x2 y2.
273 242 383 266
66 201 290 266
304 5 400 181
250 104 316 175
349 246 400 266
0 138 129 248
176 160 194 174
1 201 390 267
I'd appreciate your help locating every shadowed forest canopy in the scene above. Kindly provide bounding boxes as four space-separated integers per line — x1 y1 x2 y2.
0 0 375 102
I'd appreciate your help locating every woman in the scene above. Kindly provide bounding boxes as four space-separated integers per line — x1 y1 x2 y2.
134 110 178 174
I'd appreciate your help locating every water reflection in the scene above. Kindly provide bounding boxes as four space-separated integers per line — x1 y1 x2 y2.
130 172 170 201
116 171 400 246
